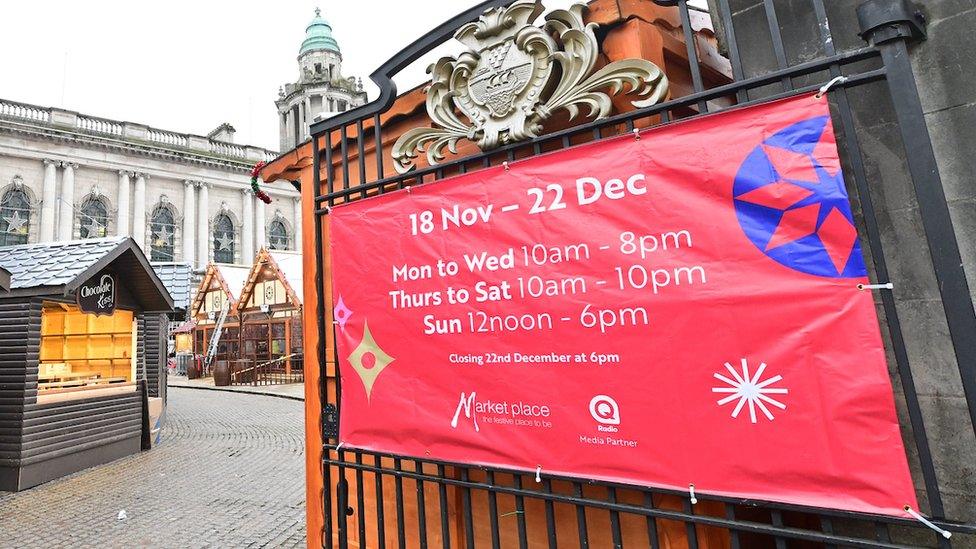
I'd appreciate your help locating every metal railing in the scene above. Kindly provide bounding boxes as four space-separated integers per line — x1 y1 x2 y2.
229 356 304 387
308 1 976 547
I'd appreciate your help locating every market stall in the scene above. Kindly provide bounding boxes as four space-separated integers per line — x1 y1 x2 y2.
188 262 250 376
231 249 304 385
0 237 173 491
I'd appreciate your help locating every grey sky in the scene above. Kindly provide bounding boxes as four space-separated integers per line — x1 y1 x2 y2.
0 1 701 152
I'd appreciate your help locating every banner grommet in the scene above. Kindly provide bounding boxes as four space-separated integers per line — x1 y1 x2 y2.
858 282 894 291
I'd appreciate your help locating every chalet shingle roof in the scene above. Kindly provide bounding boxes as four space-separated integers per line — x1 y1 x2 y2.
0 237 129 289
152 262 193 312
0 237 173 311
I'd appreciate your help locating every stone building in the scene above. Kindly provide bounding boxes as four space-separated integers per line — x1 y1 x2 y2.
276 8 368 151
0 99 300 270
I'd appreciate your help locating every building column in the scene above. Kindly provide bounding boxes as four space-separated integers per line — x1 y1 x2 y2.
285 111 295 149
255 195 266 251
196 182 210 269
58 163 77 241
39 159 58 242
182 180 195 266
279 112 289 152
305 96 313 137
133 173 147 248
293 197 302 251
117 171 131 237
242 188 254 262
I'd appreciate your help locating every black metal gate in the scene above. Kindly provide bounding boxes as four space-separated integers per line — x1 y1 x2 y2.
309 1 976 547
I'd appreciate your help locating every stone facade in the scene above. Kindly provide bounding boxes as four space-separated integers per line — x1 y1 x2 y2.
725 0 976 526
276 9 368 151
0 99 300 270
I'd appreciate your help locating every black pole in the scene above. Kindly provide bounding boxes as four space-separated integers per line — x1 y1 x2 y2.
858 0 976 442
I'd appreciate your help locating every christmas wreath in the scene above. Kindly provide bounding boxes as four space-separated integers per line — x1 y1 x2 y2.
251 162 273 204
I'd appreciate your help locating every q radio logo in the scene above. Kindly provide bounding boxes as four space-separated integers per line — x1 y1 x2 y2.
589 395 621 433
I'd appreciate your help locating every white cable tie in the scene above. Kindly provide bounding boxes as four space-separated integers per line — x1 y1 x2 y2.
535 465 542 483
633 128 641 141
405 186 412 194
503 161 511 171
858 282 894 291
325 206 332 214
335 442 344 453
905 506 952 539
689 483 698 505
816 76 849 98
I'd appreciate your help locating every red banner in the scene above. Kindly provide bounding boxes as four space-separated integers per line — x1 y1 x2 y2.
329 95 917 516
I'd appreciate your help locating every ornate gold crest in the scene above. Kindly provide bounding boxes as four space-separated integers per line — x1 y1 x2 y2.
392 1 670 174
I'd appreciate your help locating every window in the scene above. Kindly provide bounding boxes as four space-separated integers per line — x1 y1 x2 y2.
337 100 348 111
268 219 289 250
213 214 235 264
149 205 177 261
79 197 109 239
0 188 31 247
39 302 135 401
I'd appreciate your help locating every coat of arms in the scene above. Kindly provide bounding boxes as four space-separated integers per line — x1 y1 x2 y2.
392 1 670 174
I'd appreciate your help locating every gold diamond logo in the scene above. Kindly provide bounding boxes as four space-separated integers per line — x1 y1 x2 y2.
348 321 394 401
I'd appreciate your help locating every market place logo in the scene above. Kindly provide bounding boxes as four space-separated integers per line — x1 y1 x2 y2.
733 115 867 278
347 321 395 402
451 392 480 433
77 274 116 317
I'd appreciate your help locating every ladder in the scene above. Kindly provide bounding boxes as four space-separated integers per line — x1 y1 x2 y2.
204 300 231 372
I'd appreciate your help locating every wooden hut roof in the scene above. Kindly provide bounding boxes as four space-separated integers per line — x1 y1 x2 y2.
189 263 252 317
237 249 304 310
0 237 173 311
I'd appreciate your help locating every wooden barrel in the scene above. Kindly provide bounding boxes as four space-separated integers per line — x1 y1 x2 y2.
213 360 231 386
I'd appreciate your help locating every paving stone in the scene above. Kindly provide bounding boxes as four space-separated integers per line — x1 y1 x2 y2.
0 388 306 548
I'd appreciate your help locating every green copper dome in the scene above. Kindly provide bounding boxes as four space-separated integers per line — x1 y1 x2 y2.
300 8 340 55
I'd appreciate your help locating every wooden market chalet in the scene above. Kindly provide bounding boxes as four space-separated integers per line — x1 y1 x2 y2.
189 249 304 384
0 237 172 491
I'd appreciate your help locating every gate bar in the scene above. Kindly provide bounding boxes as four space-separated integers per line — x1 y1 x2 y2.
859 1 976 442
323 453 945 548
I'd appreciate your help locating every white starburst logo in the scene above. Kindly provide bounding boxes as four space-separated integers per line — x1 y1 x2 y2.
712 358 788 423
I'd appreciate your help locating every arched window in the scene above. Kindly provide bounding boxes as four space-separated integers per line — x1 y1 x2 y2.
79 197 109 239
268 219 289 250
149 205 177 262
0 188 31 247
213 213 235 264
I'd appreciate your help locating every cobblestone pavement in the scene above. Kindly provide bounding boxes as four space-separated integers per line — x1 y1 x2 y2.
0 388 306 548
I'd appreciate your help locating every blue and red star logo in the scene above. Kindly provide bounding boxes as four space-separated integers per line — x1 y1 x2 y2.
733 116 866 278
